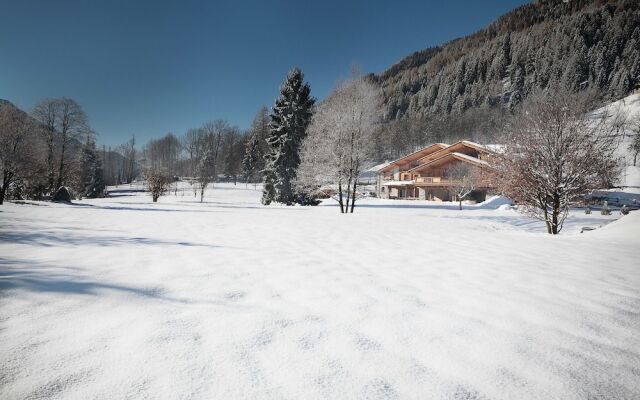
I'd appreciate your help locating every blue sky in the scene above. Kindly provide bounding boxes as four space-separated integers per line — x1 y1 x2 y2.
0 0 529 146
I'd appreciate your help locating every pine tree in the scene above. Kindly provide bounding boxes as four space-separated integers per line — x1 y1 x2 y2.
78 135 105 198
242 107 269 187
262 68 315 205
243 133 263 187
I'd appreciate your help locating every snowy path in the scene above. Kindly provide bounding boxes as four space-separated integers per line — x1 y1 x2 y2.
1 184 639 399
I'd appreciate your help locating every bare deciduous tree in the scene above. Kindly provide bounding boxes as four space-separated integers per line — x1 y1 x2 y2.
0 105 38 204
195 135 217 202
201 120 227 185
297 76 380 213
118 135 137 184
182 128 202 178
31 98 90 192
444 163 479 210
494 90 619 234
628 116 640 166
31 98 59 191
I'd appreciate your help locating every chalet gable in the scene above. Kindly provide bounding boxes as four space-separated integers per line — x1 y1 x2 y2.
407 152 488 174
378 143 448 173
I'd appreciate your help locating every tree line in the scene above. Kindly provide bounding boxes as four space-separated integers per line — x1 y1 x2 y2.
1 66 635 235
0 98 104 204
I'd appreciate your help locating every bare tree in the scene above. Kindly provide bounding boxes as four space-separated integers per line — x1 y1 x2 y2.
31 98 90 191
297 76 380 212
0 105 39 204
222 127 244 184
118 135 137 183
31 98 59 191
144 133 181 174
610 104 629 139
444 163 479 210
196 136 216 202
182 128 202 178
628 116 640 166
201 120 226 186
494 90 619 234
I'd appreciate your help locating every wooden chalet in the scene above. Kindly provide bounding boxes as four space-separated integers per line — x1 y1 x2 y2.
375 140 496 201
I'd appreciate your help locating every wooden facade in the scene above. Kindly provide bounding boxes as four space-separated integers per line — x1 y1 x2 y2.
376 141 496 201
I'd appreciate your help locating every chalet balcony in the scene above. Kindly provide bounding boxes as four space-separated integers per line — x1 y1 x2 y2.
413 177 458 185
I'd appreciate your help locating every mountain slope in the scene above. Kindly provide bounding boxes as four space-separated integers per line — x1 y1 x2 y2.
374 0 640 122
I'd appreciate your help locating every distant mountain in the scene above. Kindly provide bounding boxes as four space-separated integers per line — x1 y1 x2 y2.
372 0 639 122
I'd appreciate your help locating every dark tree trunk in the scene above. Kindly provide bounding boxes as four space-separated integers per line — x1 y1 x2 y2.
56 140 67 190
46 134 55 192
0 183 6 205
338 181 344 213
551 193 560 235
541 197 552 234
350 179 357 213
0 171 11 205
344 177 351 212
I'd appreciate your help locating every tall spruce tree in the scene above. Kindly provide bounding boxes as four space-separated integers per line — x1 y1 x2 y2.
243 107 269 186
262 68 315 205
78 135 105 198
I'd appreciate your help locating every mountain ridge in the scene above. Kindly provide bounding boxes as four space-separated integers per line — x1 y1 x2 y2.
372 0 639 122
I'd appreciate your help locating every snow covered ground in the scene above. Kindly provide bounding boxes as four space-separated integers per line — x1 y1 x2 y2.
1 183 639 400
596 93 640 189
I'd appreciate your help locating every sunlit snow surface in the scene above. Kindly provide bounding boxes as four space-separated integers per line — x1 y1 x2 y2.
1 183 639 400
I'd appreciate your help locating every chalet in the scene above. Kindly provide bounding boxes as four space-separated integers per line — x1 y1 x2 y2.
375 140 496 201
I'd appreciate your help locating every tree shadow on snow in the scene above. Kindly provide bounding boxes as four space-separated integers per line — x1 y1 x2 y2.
0 259 245 307
70 202 225 213
0 230 223 248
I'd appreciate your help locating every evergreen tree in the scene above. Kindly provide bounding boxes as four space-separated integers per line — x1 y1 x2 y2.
242 107 269 186
262 68 315 205
78 135 105 198
243 133 264 186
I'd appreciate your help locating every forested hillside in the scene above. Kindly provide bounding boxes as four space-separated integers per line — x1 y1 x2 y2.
371 0 640 159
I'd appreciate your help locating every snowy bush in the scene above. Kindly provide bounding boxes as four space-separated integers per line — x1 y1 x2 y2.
144 168 173 202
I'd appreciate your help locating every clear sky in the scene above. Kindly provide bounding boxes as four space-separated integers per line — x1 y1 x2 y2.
0 0 529 147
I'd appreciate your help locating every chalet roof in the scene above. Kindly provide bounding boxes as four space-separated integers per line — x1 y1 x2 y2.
378 143 449 172
415 140 490 164
407 151 488 173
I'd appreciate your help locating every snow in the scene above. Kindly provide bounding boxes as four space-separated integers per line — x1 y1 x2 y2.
593 93 640 188
1 183 640 400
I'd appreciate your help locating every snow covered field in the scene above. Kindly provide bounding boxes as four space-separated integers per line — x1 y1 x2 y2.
1 183 639 400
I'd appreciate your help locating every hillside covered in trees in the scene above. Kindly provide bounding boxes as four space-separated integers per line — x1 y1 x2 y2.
370 0 640 159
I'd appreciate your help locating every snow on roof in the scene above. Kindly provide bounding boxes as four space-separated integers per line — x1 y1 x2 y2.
452 152 489 166
366 162 391 173
484 144 505 153
381 180 415 186
459 140 486 149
